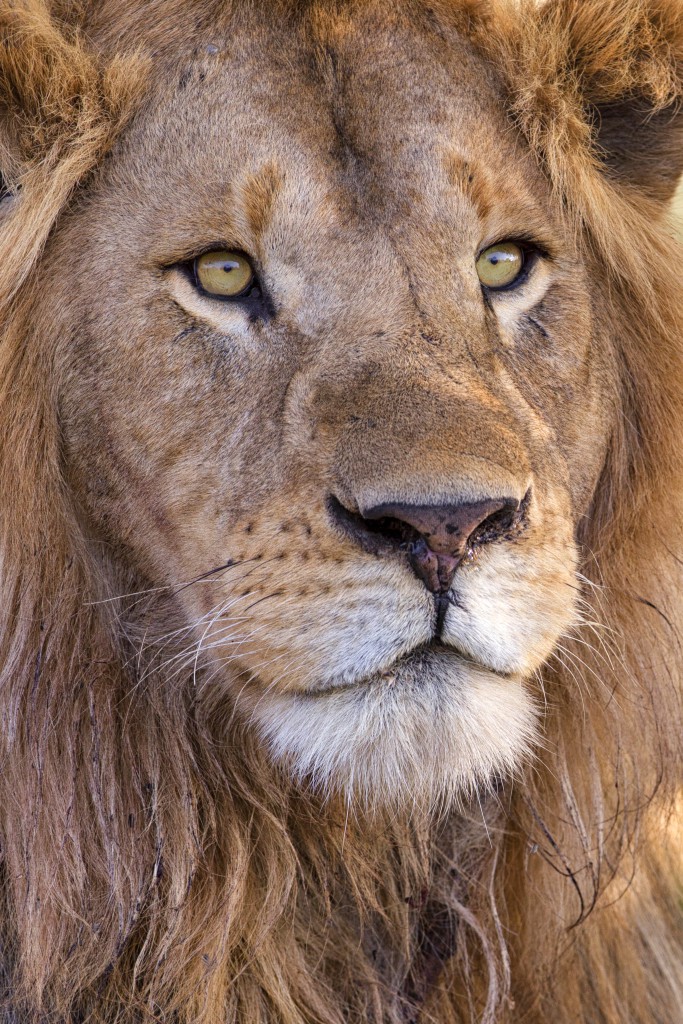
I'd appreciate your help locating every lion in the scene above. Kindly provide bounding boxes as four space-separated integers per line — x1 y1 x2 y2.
1 0 683 1021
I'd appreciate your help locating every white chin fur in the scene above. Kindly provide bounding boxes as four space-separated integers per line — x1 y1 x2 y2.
243 650 537 813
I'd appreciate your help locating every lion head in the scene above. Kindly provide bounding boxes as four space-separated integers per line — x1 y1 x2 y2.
1 1 683 1022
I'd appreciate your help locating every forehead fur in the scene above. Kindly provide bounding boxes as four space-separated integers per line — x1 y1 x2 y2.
101 0 553 281
2 0 682 305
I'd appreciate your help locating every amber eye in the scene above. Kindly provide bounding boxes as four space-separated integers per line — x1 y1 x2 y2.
476 242 525 290
194 250 255 298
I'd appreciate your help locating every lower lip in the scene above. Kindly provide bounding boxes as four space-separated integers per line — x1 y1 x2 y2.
303 643 509 696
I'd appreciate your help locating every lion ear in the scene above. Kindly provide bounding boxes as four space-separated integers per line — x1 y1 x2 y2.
567 0 683 204
0 1 148 306
594 94 683 204
0 2 88 185
490 0 683 206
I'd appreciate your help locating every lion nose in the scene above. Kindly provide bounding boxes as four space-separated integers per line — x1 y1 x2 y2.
329 496 520 594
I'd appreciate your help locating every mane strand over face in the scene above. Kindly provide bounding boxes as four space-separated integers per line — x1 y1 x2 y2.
0 1 683 1023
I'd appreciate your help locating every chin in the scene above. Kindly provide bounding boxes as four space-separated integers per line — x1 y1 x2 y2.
241 646 538 815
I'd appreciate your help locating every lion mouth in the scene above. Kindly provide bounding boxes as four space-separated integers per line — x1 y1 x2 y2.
306 640 516 696
377 641 517 682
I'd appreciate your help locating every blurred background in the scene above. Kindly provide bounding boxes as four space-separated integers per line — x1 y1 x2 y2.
674 182 683 239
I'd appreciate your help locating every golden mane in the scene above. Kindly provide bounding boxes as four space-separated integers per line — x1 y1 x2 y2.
0 1 682 1022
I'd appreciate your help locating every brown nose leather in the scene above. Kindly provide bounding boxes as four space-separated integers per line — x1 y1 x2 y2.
361 498 519 593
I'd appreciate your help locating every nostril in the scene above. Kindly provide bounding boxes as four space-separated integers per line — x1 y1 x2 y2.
359 513 419 547
327 495 424 555
471 501 520 545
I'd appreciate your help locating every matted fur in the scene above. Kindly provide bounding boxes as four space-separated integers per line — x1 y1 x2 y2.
1 1 683 1022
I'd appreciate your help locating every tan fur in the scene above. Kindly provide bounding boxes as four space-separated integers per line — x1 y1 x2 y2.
1 1 683 1021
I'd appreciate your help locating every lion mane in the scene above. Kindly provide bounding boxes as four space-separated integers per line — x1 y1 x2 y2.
1 1 683 1022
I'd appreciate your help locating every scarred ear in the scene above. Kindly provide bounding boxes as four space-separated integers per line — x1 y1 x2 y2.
483 0 683 205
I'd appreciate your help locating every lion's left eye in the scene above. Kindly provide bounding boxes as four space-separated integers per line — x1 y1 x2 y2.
476 242 525 290
194 250 256 299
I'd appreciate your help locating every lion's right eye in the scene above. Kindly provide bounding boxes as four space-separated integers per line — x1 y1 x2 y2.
194 250 256 299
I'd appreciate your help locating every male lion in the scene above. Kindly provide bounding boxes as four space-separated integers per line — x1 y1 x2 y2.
1 0 683 1021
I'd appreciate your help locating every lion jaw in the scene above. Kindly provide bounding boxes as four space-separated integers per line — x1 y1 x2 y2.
242 646 537 812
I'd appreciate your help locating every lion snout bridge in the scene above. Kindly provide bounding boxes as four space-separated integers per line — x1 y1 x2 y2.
328 495 521 593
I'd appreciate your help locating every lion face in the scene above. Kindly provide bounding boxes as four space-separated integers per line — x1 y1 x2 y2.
50 6 611 809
